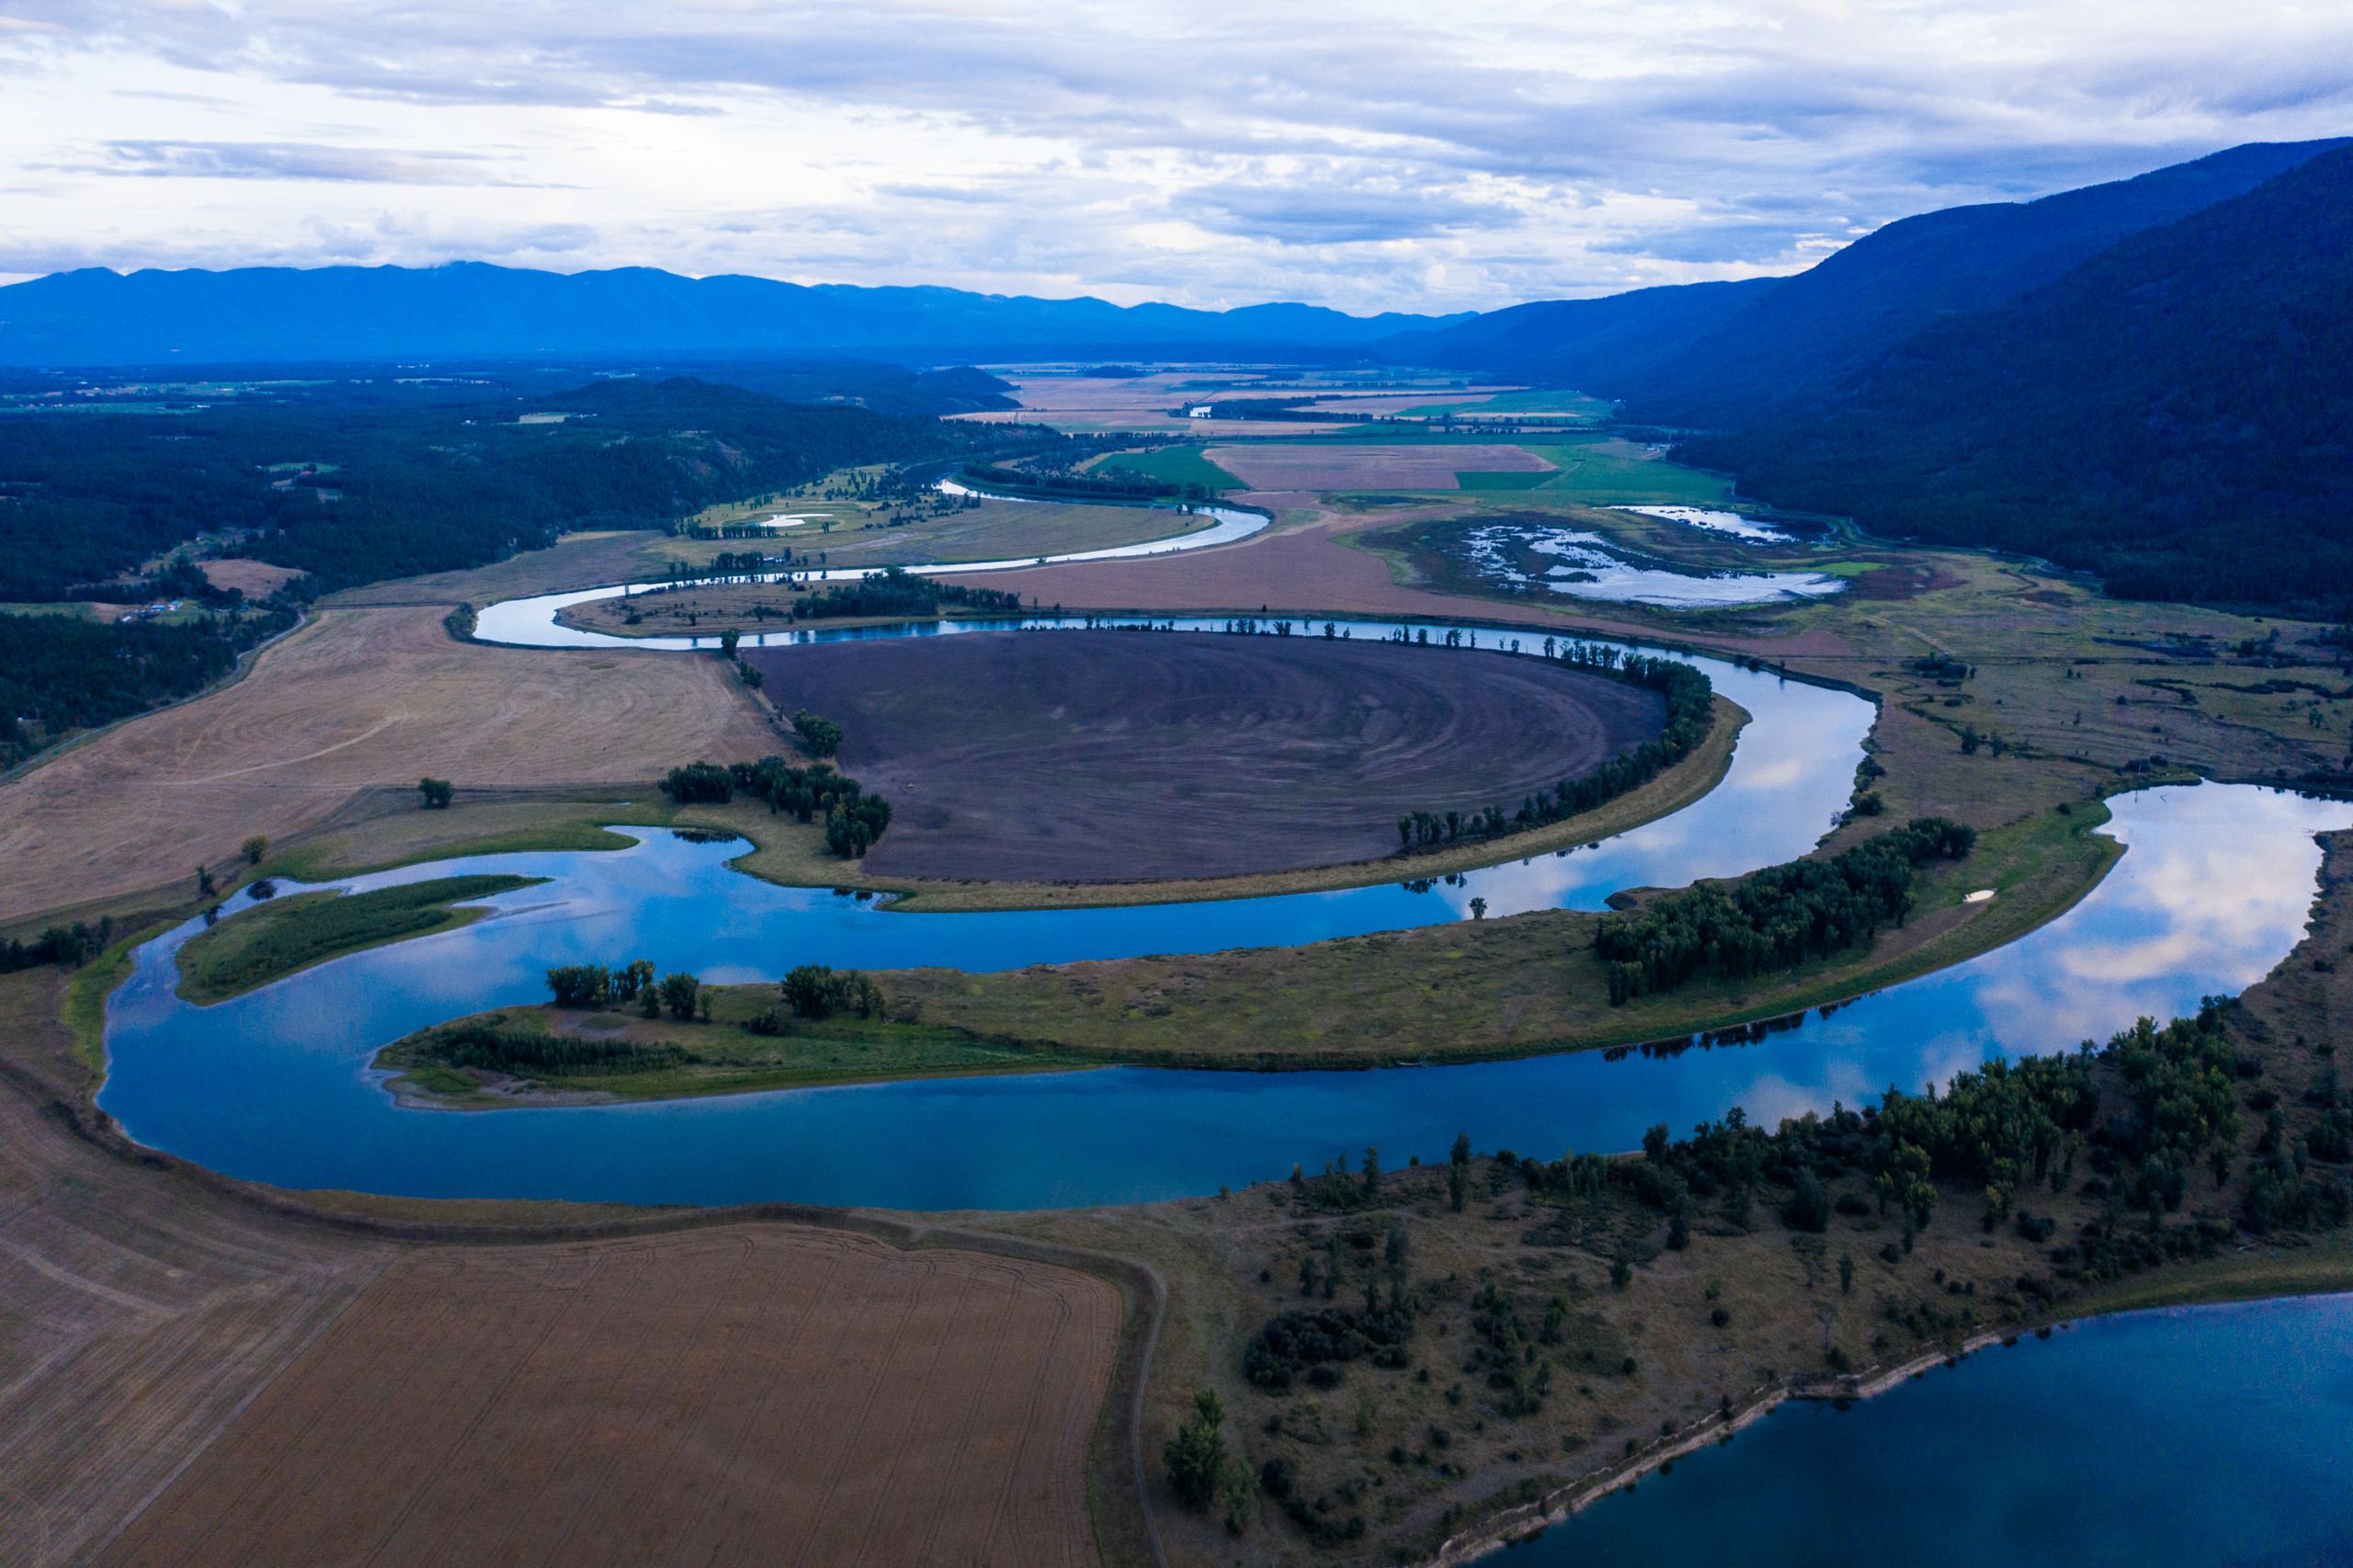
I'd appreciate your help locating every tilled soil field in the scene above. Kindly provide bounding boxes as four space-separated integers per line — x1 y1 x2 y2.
750 630 1663 881
99 1225 1120 1568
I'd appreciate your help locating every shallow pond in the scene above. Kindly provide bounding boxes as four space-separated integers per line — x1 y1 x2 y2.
1608 505 1794 544
1458 523 1843 608
1511 1292 2353 1568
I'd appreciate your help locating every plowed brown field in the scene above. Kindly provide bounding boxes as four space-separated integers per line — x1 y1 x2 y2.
98 1226 1120 1568
0 605 777 924
755 630 1663 881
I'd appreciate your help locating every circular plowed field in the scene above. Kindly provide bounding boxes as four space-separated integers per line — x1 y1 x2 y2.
746 630 1665 882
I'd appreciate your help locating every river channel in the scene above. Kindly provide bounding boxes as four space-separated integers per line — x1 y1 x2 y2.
97 615 2353 1210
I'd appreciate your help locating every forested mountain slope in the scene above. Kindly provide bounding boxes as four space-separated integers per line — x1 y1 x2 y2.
1678 146 2353 614
1393 139 2346 431
0 377 1033 602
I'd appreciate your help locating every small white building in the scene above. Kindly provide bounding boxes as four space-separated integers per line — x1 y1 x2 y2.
1188 405 1213 418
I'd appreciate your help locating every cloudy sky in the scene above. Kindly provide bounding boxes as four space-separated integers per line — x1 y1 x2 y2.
2 0 2347 313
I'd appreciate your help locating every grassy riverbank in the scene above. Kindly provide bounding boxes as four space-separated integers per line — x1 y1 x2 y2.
880 799 2119 1068
176 874 544 1006
374 991 1094 1105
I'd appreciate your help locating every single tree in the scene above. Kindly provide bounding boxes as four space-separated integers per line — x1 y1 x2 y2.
1163 1389 1228 1512
659 971 701 1020
418 777 454 809
720 626 741 659
791 709 845 758
241 835 268 865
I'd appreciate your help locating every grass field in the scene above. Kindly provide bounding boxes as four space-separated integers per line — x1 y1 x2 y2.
1397 390 1614 419
378 991 1083 1103
878 797 2118 1067
176 874 544 1006
1086 445 1248 492
1519 440 1736 506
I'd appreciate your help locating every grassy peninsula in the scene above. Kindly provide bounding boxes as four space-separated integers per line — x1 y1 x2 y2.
375 980 1090 1105
176 874 544 1006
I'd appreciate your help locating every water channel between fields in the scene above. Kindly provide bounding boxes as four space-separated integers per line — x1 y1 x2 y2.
474 498 1268 652
97 614 2353 1210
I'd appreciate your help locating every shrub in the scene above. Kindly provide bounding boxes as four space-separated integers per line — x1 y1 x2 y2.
780 963 883 1019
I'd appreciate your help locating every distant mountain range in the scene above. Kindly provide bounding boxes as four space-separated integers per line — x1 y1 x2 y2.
1385 138 2350 428
0 265 1472 367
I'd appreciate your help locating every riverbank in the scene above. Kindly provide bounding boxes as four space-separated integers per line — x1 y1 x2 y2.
176 874 545 1006
372 994 1097 1105
371 795 2117 1110
861 797 2120 1072
9 824 2351 1568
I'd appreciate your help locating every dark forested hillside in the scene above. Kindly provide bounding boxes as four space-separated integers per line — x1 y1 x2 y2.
1370 279 1777 392
1678 145 2353 613
0 376 1043 601
1396 139 2346 432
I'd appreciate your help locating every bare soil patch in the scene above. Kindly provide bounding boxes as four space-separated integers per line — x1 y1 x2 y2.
1206 443 1554 491
99 1225 1119 1568
0 606 777 924
749 630 1662 882
196 559 305 598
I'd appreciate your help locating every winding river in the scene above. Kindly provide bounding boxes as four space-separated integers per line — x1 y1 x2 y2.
98 615 2353 1210
91 602 2353 1556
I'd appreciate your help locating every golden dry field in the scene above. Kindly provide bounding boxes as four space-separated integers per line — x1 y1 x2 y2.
0 603 777 926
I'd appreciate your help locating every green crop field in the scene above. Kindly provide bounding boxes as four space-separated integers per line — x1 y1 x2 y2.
1519 440 1735 505
1399 389 1614 419
1085 445 1246 492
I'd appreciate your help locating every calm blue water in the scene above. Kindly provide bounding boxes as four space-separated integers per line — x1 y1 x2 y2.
97 778 2349 1210
1518 1293 2353 1568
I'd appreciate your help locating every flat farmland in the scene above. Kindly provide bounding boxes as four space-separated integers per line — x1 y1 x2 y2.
750 630 1664 881
1203 442 1555 490
0 604 776 925
947 374 1364 436
99 1226 1120 1568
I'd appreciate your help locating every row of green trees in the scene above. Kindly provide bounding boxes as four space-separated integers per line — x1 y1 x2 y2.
1594 816 1978 1003
780 962 884 1019
543 960 707 1020
656 756 897 859
1396 646 1716 851
419 1020 692 1076
1 915 114 972
790 564 1021 621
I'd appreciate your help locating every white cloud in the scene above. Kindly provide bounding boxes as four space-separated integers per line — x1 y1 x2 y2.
0 0 2346 310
